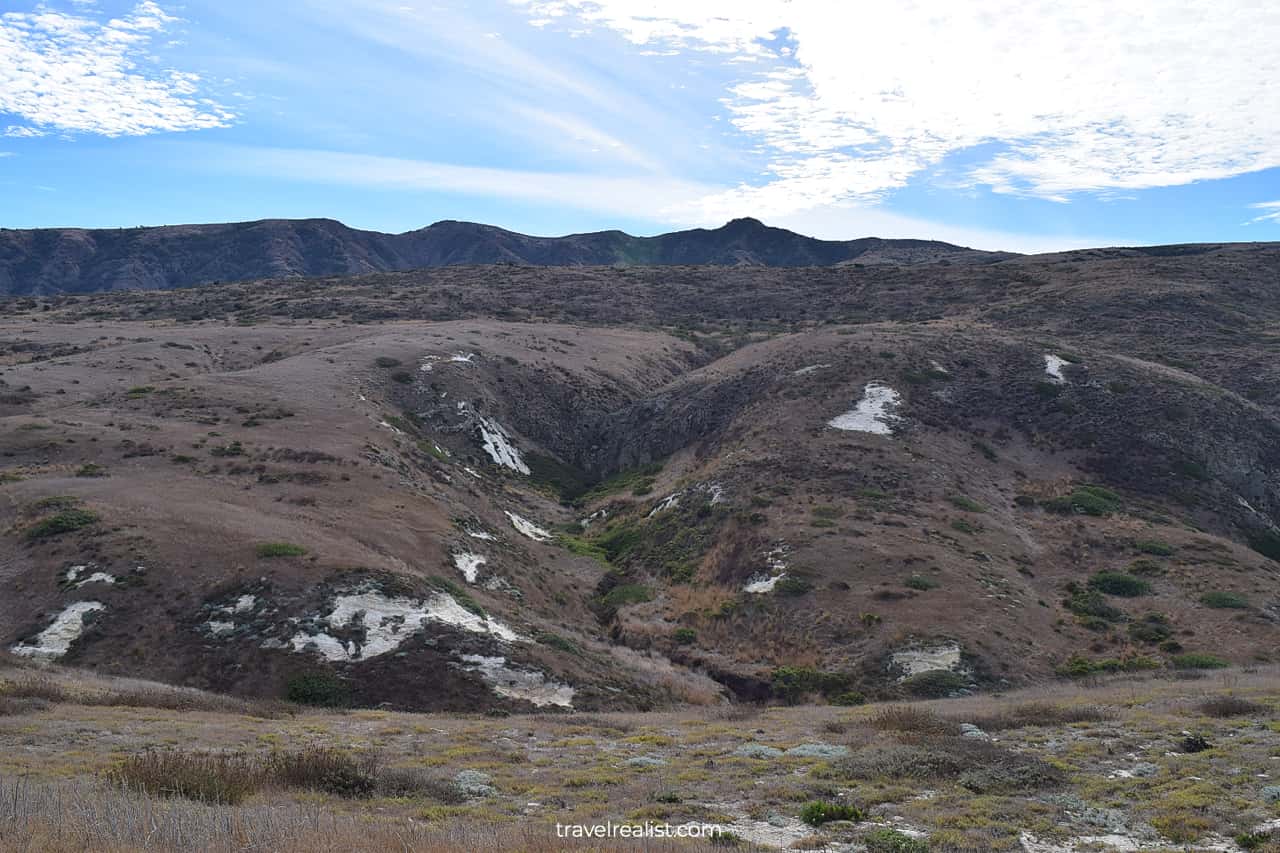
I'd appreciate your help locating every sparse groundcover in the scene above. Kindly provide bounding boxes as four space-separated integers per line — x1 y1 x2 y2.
1058 654 1161 677
948 495 985 512
1135 539 1175 556
75 463 108 478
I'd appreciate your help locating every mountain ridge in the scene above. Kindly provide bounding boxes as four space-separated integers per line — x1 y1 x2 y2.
0 216 1013 295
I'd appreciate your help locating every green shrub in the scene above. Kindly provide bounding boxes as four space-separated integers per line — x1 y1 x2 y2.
864 828 930 853
799 801 863 826
256 542 306 558
1088 572 1150 597
904 575 939 591
1135 540 1175 556
770 667 850 703
902 670 967 698
1057 654 1160 677
595 522 644 563
75 463 108 478
1064 587 1124 623
832 691 865 706
285 671 350 707
26 508 98 540
948 495 985 513
950 519 977 534
556 534 609 562
600 584 652 609
1171 653 1229 670
1042 485 1122 516
672 627 697 645
1200 591 1248 609
534 632 581 655
1128 613 1173 643
774 575 813 596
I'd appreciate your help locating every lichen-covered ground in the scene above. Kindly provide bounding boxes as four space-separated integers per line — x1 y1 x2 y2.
3 663 1280 852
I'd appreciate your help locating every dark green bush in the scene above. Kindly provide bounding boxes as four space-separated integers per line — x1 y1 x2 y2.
600 584 651 609
256 542 306 558
1135 540 1175 556
672 627 697 645
902 670 967 698
1201 591 1248 609
799 801 864 826
374 356 401 368
904 575 939 591
1088 572 1150 597
285 671 350 708
26 508 98 540
774 575 813 596
770 667 850 703
1042 485 1122 516
1171 653 1229 670
1248 530 1280 561
1128 613 1173 643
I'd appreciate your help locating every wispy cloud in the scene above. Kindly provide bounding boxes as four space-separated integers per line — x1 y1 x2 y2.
199 145 714 222
0 1 234 137
515 1 1280 216
1246 201 1280 225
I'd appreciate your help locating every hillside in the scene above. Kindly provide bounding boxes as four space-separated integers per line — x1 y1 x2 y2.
0 217 1005 296
1 243 1280 715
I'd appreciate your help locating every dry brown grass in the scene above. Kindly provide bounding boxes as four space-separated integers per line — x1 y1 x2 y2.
0 778 719 853
868 704 957 735
956 701 1112 732
1196 695 1268 718
0 671 289 718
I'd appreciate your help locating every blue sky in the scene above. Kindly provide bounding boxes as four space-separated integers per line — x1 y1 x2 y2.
2 0 1279 252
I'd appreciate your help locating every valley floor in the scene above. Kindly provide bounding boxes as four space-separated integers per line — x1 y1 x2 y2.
2 662 1279 852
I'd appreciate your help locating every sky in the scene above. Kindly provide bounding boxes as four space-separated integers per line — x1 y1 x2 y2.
2 1 1279 252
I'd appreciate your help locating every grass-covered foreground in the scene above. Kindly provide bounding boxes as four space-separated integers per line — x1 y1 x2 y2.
2 660 1280 852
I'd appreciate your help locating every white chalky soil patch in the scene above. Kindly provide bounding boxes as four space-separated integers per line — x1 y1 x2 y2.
449 352 476 363
793 363 831 376
460 654 575 708
744 546 790 594
505 511 551 541
1044 353 1071 383
453 552 487 583
289 589 523 662
232 595 257 614
891 642 962 679
828 382 901 435
10 602 105 660
478 418 530 474
465 526 496 541
647 492 681 518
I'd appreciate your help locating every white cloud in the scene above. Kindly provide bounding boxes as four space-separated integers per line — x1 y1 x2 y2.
1246 201 1280 225
0 1 233 137
0 151 12 157
200 145 714 224
515 1 1280 213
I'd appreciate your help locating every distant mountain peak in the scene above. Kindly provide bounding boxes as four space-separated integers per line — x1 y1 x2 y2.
0 217 1012 296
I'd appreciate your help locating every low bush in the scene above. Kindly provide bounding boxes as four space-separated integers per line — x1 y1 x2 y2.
1058 654 1161 677
1088 572 1150 597
75 463 108 478
1042 485 1122 516
770 666 851 704
1128 613 1173 643
1171 653 1229 670
799 801 863 826
26 509 98 540
948 495 985 513
599 584 651 609
1197 696 1266 718
1200 591 1248 609
106 750 264 805
837 736 1063 794
904 575 939 591
1135 540 1175 556
902 670 967 698
256 542 306 558
773 575 813 596
863 828 929 853
963 702 1111 731
672 627 697 645
374 356 401 368
285 672 349 708
1248 530 1280 562
869 706 956 735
